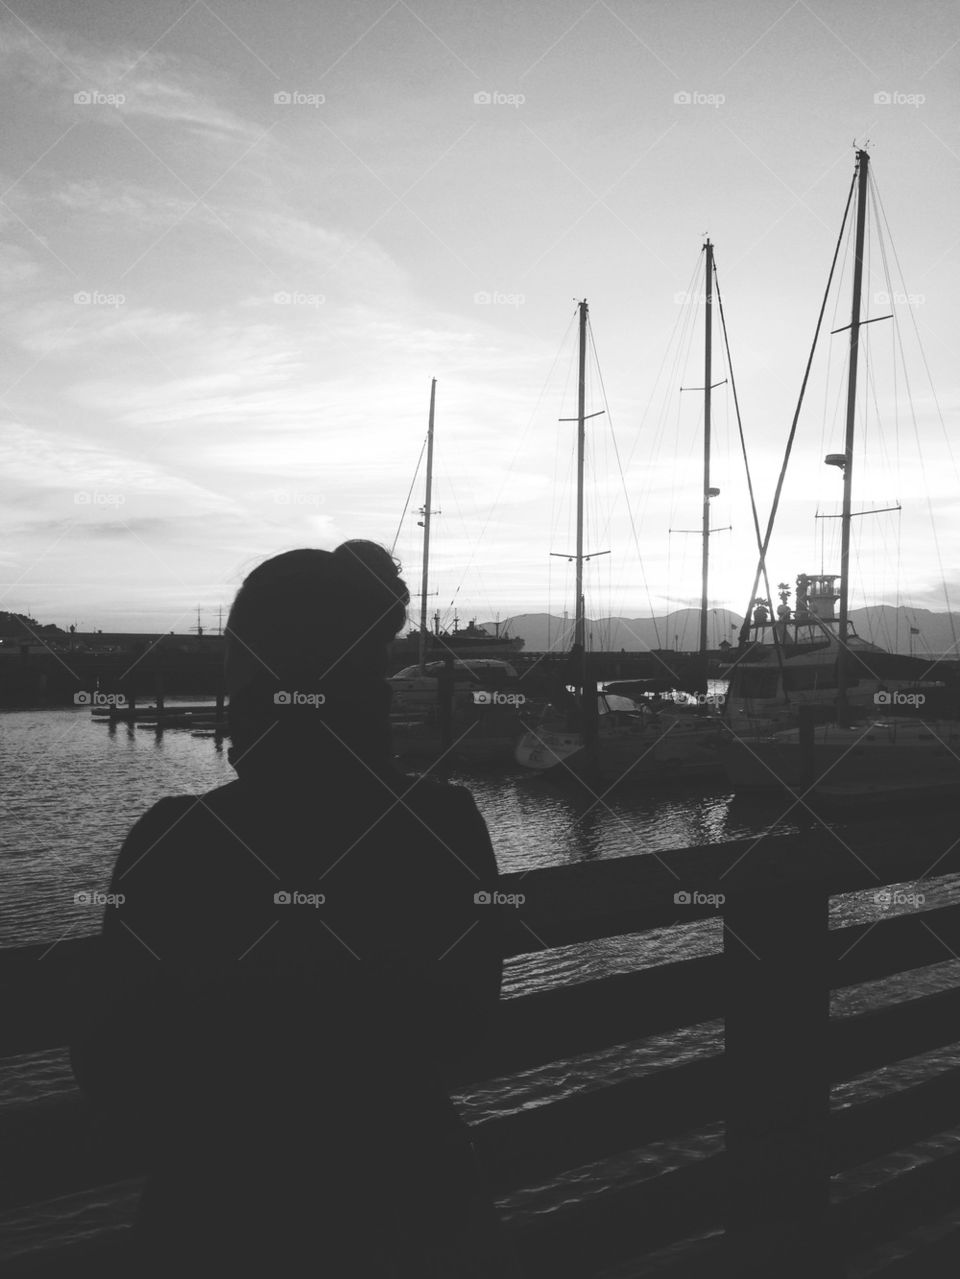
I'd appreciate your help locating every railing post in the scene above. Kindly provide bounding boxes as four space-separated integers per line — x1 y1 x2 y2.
723 876 838 1276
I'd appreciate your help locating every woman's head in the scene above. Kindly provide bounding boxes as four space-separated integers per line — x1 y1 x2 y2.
224 541 409 774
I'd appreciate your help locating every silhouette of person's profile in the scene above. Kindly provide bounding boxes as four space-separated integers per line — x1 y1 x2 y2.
71 542 521 1276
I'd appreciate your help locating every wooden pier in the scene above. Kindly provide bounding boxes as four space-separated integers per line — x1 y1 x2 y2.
4 817 960 1274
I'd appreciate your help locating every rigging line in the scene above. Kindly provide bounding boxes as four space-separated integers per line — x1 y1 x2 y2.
390 432 428 557
871 173 959 650
738 161 858 644
551 313 581 564
896 504 902 654
588 315 664 651
622 254 703 478
872 230 959 660
714 259 784 676
452 308 580 619
435 457 500 625
819 226 850 471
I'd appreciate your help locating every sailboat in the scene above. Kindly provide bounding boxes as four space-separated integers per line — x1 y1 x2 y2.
722 149 960 804
514 292 725 785
389 380 531 764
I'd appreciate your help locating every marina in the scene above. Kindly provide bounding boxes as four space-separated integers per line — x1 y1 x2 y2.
4 706 960 1275
4 0 960 1261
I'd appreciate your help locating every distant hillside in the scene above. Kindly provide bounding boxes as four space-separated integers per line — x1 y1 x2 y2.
488 610 742 653
487 606 960 657
0 611 65 639
849 605 960 657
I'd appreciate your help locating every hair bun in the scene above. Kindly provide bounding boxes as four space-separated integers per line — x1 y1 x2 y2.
334 540 406 598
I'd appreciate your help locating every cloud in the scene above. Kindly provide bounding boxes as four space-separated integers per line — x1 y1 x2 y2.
0 23 263 143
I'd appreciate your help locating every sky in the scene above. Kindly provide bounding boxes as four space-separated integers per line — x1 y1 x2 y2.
1 0 958 635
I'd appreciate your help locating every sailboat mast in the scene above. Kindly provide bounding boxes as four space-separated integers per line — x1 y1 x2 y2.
418 377 437 673
575 300 587 650
837 151 869 716
700 240 713 658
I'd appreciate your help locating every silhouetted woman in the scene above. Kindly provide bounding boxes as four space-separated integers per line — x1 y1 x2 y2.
72 541 520 1277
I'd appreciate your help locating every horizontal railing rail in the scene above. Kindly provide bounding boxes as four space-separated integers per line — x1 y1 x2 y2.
4 815 960 1276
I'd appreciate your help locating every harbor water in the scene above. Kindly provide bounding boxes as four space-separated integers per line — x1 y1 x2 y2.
3 705 960 1272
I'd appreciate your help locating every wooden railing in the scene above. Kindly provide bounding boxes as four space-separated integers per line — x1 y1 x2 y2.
5 815 960 1276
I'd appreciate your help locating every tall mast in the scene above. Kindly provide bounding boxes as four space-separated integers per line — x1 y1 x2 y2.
554 300 606 743
418 377 437 673
575 300 587 650
699 240 714 658
837 150 869 719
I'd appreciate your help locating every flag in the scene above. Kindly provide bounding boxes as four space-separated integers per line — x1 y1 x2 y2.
910 627 920 635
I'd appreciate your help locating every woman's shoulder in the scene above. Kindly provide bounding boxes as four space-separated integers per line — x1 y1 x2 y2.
112 783 245 875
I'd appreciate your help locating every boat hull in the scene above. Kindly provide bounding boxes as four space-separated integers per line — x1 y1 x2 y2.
722 719 960 806
515 718 725 785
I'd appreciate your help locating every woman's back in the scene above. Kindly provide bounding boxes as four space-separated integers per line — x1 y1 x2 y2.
71 542 517 1276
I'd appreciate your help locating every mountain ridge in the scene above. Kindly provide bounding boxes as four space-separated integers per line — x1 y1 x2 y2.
480 606 960 657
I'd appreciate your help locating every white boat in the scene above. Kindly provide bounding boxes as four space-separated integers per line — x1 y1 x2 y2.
516 692 723 780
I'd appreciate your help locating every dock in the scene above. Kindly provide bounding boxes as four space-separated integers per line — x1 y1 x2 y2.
4 816 960 1274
